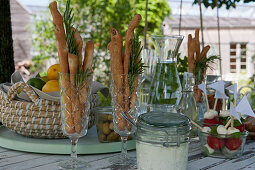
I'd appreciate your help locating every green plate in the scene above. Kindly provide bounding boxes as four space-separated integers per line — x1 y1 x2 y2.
0 126 136 154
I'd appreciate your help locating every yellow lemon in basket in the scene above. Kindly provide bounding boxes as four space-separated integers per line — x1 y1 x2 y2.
42 80 59 92
47 64 60 80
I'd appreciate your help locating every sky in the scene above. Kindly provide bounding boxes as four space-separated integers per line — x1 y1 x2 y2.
18 0 50 6
19 0 255 7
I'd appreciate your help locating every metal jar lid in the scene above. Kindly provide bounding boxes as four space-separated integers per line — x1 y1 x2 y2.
93 106 112 114
136 112 191 147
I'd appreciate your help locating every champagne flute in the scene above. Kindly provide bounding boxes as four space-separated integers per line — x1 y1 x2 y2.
109 73 142 167
58 72 92 169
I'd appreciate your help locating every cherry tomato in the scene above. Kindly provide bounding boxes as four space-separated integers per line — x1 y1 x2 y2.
204 117 218 127
207 135 225 150
225 138 242 150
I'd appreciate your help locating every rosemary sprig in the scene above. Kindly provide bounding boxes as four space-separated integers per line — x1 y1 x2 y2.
64 0 79 56
193 55 220 84
63 0 91 86
128 32 145 93
75 66 93 87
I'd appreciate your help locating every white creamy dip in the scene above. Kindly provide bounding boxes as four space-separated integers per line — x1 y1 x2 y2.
136 141 189 170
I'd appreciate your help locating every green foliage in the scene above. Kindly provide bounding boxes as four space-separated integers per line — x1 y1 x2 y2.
64 0 79 56
31 0 170 86
193 0 254 9
177 53 188 74
98 92 112 106
134 0 171 34
31 12 58 72
128 31 145 92
193 55 220 84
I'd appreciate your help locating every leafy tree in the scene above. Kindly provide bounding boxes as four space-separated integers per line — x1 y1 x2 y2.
0 0 15 83
31 0 170 85
31 12 57 73
193 0 255 9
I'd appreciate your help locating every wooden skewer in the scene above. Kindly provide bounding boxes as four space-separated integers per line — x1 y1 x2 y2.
191 120 203 130
222 94 226 111
205 93 210 112
213 98 218 110
225 119 231 129
225 116 235 129
230 116 234 129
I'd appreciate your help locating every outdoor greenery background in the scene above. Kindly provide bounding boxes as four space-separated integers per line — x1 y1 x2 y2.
30 0 255 107
32 0 170 87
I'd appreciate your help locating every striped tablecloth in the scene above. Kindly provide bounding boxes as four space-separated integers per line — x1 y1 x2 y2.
0 139 255 170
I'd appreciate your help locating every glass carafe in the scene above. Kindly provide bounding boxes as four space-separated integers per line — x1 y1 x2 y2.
149 35 184 112
178 72 197 137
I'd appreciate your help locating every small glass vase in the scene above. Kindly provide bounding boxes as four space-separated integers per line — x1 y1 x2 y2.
58 72 92 169
178 72 198 137
149 35 184 112
110 73 142 168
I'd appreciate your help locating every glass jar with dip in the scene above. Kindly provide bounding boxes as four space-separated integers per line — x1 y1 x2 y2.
136 112 191 170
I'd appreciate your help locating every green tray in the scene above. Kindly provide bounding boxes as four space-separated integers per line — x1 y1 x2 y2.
0 126 136 154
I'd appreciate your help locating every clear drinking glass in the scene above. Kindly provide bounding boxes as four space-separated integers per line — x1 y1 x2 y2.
110 74 142 167
58 72 92 169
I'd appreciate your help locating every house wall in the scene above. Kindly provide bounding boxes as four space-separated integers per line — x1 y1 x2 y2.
10 0 32 63
169 27 255 82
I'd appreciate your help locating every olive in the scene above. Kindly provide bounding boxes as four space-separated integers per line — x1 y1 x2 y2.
102 122 111 135
107 131 119 141
109 122 114 130
101 114 109 122
108 114 113 121
98 133 107 141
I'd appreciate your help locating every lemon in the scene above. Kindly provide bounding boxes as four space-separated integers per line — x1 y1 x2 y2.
42 80 60 92
47 64 60 80
27 78 46 90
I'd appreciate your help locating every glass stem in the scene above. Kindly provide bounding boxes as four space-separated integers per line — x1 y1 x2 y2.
71 138 78 160
121 136 128 159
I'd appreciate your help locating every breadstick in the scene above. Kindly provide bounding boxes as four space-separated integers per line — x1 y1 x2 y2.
124 14 142 74
130 76 139 111
79 41 94 121
200 45 210 61
123 14 142 131
194 28 200 61
49 1 74 133
72 27 83 67
49 1 68 73
83 41 94 72
68 53 82 133
188 34 196 73
108 28 126 131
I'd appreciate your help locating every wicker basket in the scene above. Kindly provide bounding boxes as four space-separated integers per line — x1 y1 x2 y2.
0 82 98 138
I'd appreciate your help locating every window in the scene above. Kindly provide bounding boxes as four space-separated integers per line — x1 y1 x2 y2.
229 43 247 73
240 43 247 71
230 43 237 73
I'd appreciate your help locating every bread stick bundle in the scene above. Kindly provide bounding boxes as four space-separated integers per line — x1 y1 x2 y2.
108 14 142 132
187 28 211 103
49 1 94 134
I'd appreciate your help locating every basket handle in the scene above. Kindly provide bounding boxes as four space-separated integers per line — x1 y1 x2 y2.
6 82 40 104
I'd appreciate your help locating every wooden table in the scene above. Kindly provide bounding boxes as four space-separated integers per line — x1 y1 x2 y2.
0 139 255 170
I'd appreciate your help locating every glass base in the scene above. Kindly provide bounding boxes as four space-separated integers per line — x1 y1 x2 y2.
58 158 90 170
109 153 136 168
